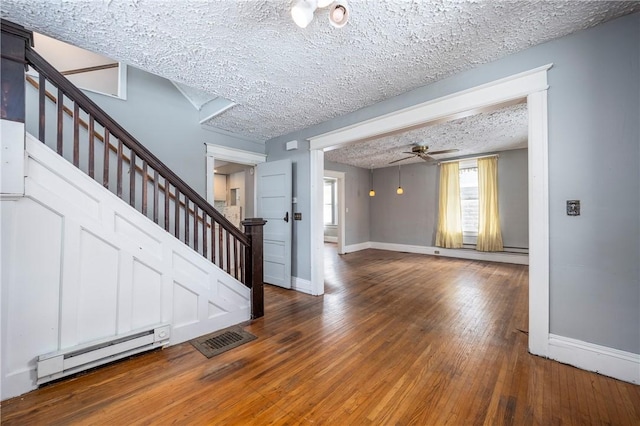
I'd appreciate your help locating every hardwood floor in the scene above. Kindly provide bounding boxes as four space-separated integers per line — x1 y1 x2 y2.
2 246 639 425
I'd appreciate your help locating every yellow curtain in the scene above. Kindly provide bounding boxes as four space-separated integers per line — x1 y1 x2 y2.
477 157 503 252
436 162 462 248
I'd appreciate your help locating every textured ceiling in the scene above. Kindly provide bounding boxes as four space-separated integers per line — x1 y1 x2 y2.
172 81 219 110
2 1 638 146
325 102 528 168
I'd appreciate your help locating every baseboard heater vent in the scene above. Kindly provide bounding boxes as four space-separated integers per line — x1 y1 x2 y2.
37 324 171 385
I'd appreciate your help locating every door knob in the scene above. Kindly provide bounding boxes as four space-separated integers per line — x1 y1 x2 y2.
284 212 289 222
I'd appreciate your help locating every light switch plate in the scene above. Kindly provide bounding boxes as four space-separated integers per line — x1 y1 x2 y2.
567 200 580 216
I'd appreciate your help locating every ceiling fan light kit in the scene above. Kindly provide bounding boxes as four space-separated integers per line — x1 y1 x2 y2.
389 145 459 165
291 0 349 28
397 165 404 195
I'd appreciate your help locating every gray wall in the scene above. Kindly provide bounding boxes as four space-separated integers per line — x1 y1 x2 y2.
498 149 529 249
324 161 371 246
370 162 438 245
84 66 264 197
244 168 255 218
266 13 640 354
369 149 528 249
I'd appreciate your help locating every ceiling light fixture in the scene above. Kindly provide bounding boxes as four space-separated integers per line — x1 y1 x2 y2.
329 0 350 28
397 165 404 195
369 167 375 197
291 0 349 29
291 0 316 28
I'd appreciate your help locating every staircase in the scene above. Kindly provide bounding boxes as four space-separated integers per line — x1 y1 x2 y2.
0 20 266 400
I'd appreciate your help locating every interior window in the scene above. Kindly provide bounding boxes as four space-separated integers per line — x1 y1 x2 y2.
323 179 337 225
459 160 478 245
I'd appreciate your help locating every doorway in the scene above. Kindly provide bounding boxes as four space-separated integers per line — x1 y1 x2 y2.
212 160 253 227
308 65 551 358
204 143 267 223
323 170 345 254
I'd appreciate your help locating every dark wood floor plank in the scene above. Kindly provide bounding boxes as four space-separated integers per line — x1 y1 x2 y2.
2 246 639 425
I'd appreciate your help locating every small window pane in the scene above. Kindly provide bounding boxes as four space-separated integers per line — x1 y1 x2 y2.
324 180 336 225
459 167 478 239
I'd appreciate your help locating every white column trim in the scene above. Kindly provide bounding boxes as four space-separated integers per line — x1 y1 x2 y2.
527 90 550 357
310 149 325 296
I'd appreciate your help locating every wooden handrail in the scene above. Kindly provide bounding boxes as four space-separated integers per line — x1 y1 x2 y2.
25 47 249 246
61 62 118 76
26 73 216 228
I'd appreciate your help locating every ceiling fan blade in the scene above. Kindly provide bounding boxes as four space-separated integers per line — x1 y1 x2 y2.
388 156 414 164
401 152 415 155
427 149 459 155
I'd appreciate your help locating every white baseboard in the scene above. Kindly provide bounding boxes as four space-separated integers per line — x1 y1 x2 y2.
369 242 529 265
291 277 316 295
1 368 35 401
548 334 639 384
343 241 372 253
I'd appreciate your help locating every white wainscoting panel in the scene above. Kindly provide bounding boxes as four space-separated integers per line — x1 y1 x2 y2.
0 134 250 400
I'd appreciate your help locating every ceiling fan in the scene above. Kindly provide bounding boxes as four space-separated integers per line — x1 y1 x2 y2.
389 145 459 164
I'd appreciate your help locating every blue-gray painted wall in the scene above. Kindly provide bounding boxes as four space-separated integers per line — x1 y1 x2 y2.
324 161 371 245
266 13 639 354
84 67 264 196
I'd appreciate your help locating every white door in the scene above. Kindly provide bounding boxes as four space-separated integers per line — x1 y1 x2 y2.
257 159 292 288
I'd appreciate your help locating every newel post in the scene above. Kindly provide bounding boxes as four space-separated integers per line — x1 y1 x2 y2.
1 19 32 122
1 19 33 196
242 218 267 319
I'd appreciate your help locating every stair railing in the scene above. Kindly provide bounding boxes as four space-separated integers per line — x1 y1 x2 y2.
1 19 266 318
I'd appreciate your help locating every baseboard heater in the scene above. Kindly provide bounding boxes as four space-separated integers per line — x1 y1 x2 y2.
36 324 171 385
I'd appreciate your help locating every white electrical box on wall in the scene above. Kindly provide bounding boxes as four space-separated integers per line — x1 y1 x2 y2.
286 140 298 151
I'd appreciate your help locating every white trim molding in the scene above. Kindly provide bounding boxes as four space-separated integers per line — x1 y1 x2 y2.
343 241 528 265
291 277 315 295
205 144 267 165
204 143 267 207
309 149 325 296
309 64 552 151
309 64 551 363
344 242 372 253
548 334 640 384
372 242 528 265
0 120 26 196
527 89 550 357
